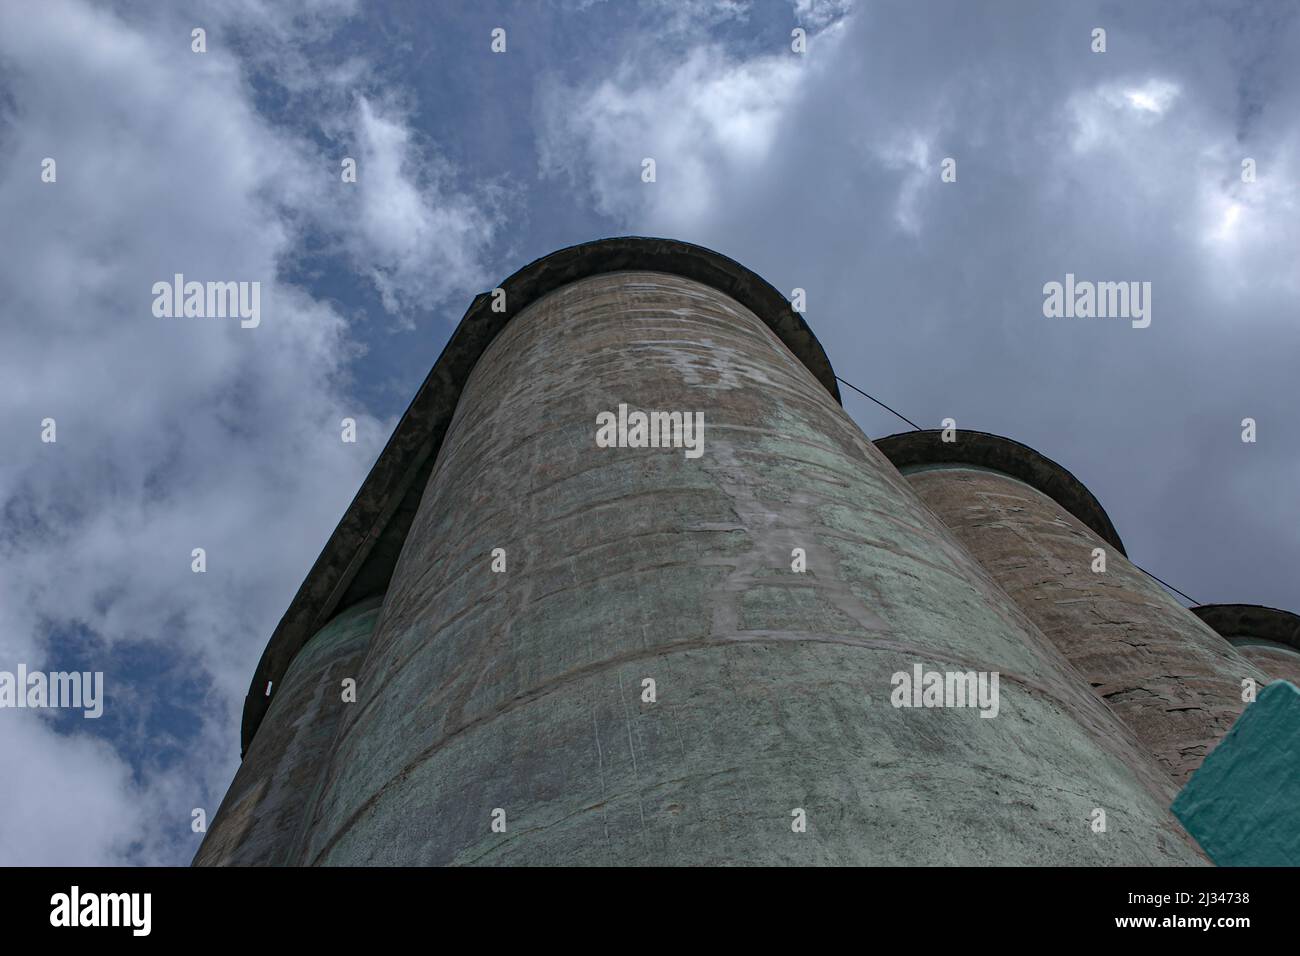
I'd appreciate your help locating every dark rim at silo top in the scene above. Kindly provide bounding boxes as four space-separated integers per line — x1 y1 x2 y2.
875 428 1127 556
1192 604 1300 654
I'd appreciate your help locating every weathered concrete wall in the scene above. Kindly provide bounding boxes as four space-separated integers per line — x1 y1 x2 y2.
291 272 1200 866
193 598 380 866
878 435 1267 787
1193 604 1300 688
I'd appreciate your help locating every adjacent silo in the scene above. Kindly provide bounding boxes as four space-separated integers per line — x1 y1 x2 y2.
244 240 1202 866
876 429 1269 786
194 597 382 865
1192 604 1300 688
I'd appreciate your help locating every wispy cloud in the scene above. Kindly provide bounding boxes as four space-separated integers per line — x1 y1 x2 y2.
0 0 503 864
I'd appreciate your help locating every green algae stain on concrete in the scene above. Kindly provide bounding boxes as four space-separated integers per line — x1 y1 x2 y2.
1171 680 1300 866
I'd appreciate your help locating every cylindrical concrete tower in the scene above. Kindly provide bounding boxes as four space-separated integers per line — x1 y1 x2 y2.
1192 604 1300 688
201 240 1204 866
876 429 1269 787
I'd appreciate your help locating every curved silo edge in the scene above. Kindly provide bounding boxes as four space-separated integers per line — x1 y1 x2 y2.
1192 603 1300 654
874 428 1127 556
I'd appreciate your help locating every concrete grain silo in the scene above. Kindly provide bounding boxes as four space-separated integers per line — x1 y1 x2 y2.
197 239 1204 866
875 429 1269 787
1192 604 1300 688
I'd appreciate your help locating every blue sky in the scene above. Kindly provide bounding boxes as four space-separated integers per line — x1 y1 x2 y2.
1 0 1297 865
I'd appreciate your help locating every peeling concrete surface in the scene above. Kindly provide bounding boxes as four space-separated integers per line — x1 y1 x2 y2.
878 431 1268 788
283 274 1203 866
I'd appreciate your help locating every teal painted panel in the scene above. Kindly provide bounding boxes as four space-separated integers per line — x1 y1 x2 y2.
1172 681 1300 866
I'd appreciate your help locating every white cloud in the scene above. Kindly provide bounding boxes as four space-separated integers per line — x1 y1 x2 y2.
794 0 855 29
1123 80 1180 115
0 713 145 866
340 95 504 321
1069 78 1183 153
539 40 817 228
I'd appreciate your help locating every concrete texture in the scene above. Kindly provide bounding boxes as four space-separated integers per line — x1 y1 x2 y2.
193 598 380 866
285 271 1202 866
1193 604 1300 688
240 238 839 757
1171 680 1300 866
877 429 1269 787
